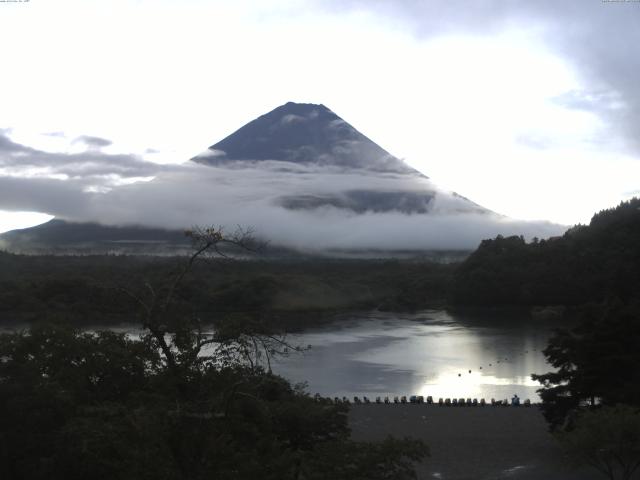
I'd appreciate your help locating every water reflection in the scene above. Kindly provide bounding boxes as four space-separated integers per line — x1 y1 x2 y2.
273 310 554 401
419 372 539 401
1 309 554 401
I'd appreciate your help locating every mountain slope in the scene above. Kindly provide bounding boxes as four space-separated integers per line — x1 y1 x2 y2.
193 102 418 174
192 101 486 216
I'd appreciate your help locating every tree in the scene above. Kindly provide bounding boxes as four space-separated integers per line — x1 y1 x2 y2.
452 197 640 307
558 405 640 480
532 300 640 430
0 226 428 479
118 225 261 375
0 325 164 480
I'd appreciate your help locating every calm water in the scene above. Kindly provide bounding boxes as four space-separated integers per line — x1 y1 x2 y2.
1 309 555 402
272 310 554 402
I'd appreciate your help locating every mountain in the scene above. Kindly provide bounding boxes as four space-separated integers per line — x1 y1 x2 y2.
193 102 419 174
0 102 563 254
193 102 486 216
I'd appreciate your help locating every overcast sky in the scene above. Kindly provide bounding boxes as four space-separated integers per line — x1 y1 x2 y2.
1 0 639 234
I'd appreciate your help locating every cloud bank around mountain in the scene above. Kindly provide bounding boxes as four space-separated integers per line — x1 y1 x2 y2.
0 131 565 251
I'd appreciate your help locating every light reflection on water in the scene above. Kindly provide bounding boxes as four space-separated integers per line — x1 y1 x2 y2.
272 310 553 401
1 309 554 401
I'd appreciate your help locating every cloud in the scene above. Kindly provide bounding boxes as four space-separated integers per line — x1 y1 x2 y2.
0 130 169 191
74 135 113 149
0 152 565 251
515 134 555 150
0 129 37 155
95 163 564 251
0 176 88 217
552 89 624 115
193 148 226 160
280 114 307 125
315 0 640 157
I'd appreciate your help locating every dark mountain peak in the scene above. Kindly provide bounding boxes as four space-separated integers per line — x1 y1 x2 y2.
192 102 420 174
279 101 331 113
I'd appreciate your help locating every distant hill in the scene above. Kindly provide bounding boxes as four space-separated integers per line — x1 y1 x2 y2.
0 219 189 254
452 198 640 306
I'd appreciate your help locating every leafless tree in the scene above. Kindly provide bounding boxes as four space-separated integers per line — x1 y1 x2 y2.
119 225 304 378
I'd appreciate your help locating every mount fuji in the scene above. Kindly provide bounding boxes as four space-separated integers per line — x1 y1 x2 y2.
0 102 562 254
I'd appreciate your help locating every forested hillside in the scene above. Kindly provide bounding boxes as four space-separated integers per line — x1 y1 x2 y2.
452 198 640 306
0 252 453 327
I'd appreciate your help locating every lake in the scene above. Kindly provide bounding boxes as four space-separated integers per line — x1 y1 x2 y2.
271 309 554 402
0 309 555 402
